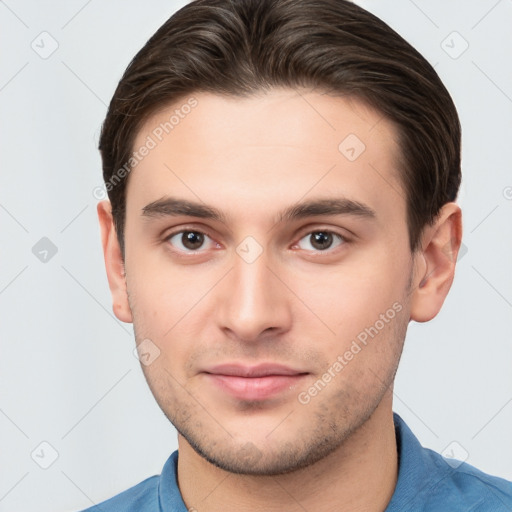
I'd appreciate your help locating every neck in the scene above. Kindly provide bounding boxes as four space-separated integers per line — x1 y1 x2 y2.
177 397 398 512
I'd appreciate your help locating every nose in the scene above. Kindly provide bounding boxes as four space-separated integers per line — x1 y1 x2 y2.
216 247 293 343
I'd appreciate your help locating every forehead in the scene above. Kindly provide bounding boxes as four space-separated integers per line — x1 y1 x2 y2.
126 88 405 227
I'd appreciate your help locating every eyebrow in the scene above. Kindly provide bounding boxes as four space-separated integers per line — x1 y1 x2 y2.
141 196 376 224
142 197 228 223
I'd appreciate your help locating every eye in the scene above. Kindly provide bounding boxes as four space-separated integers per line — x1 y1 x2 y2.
166 230 217 252
295 230 346 251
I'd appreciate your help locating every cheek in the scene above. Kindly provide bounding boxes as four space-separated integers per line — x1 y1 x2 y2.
293 253 409 346
127 267 224 379
127 249 212 330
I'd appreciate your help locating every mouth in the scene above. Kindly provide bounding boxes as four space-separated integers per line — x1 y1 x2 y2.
202 363 309 401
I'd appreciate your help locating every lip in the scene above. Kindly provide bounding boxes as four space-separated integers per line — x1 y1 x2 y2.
203 363 309 401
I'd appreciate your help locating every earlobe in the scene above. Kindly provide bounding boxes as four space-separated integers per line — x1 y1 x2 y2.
97 200 133 323
409 202 463 323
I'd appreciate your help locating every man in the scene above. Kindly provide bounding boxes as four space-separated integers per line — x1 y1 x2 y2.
82 0 512 510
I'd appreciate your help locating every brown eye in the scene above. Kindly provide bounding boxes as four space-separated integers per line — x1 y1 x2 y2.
310 232 333 250
296 231 345 252
182 231 204 250
167 230 211 252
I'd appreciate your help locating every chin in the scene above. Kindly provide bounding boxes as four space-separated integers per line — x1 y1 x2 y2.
177 421 358 476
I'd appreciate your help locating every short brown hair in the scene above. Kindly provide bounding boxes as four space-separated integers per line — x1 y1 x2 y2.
99 0 461 257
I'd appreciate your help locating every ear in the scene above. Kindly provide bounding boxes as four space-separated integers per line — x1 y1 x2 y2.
409 202 463 323
97 200 133 323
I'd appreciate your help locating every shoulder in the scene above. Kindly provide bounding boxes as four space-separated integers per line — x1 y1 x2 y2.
77 475 160 512
421 447 512 511
390 413 512 511
76 451 185 512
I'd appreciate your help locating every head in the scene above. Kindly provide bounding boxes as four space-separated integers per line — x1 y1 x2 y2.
98 0 462 475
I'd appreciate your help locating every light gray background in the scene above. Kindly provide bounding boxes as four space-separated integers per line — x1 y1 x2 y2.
1 1 511 511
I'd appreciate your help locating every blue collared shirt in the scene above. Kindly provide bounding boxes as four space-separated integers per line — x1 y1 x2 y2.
79 413 512 511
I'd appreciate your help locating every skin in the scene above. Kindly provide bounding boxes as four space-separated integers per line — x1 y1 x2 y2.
98 88 462 511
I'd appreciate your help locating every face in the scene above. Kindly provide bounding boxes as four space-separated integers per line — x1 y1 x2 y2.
117 89 418 474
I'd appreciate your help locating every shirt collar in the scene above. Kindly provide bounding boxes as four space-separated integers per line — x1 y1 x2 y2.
385 412 451 510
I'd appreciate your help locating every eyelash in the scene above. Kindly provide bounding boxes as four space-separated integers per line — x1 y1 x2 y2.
163 227 350 255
